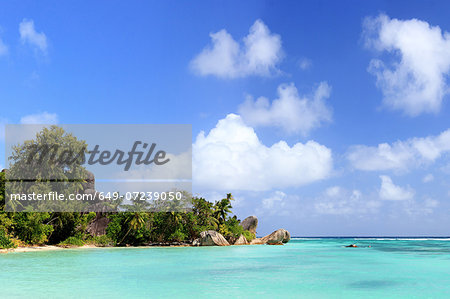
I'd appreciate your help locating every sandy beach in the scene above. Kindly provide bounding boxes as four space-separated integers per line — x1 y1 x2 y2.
0 244 199 254
0 245 101 254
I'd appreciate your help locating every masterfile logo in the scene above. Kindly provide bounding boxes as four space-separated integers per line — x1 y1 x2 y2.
4 124 192 212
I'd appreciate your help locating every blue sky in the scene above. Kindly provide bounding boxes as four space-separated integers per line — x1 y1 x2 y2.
1 1 450 236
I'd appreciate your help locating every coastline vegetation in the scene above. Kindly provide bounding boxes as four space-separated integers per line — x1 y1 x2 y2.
0 126 256 249
1 170 255 249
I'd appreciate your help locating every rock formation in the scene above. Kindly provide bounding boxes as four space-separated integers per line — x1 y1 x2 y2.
81 170 113 235
81 170 96 198
240 216 258 234
234 234 249 245
86 215 110 236
249 238 265 245
193 230 230 246
260 228 291 245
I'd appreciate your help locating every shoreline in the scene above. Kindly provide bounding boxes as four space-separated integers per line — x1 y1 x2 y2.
0 240 263 253
3 237 449 254
0 245 104 254
0 243 229 253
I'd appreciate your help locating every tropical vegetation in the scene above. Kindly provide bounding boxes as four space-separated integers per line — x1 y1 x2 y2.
0 126 255 248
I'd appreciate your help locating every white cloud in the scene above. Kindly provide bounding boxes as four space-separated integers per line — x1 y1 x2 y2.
20 112 58 124
298 58 312 70
262 190 286 210
347 128 450 171
113 151 192 181
424 198 439 209
200 191 244 208
422 173 434 183
238 82 332 135
255 190 292 216
106 151 192 196
363 14 450 116
0 38 8 56
193 114 333 191
190 19 283 78
19 19 48 53
325 186 342 198
402 198 439 216
315 187 381 215
379 175 414 201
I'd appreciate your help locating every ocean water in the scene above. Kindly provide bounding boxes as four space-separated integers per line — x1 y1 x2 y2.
1 238 450 298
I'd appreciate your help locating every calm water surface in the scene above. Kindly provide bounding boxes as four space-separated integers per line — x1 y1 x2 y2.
1 238 450 298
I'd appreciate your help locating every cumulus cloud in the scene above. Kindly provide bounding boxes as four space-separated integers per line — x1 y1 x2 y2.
20 112 58 124
190 19 283 78
379 175 414 200
193 114 333 191
19 19 48 53
315 187 381 215
255 190 293 216
238 82 332 135
363 14 450 116
347 128 450 171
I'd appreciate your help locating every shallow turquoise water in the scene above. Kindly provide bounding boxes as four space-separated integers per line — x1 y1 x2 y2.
1 238 450 298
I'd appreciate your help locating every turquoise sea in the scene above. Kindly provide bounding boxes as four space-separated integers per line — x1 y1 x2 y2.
1 238 450 298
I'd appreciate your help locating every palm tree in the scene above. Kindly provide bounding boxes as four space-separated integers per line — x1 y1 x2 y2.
213 193 233 225
119 212 146 244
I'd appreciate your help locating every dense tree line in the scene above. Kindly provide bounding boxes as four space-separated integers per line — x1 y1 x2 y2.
0 126 254 248
1 173 253 248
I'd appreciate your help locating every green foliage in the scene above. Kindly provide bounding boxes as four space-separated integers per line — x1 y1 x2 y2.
3 186 246 247
0 230 16 249
6 126 89 212
169 229 187 242
107 212 151 245
213 193 233 225
191 197 217 229
48 212 96 244
242 230 256 242
0 171 5 210
104 193 245 245
105 213 125 243
2 125 251 247
12 212 53 245
59 236 84 247
85 235 114 247
225 216 244 238
0 212 14 235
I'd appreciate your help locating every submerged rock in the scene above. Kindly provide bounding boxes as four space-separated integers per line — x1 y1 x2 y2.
234 234 249 245
240 216 258 234
197 230 230 246
261 229 291 245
